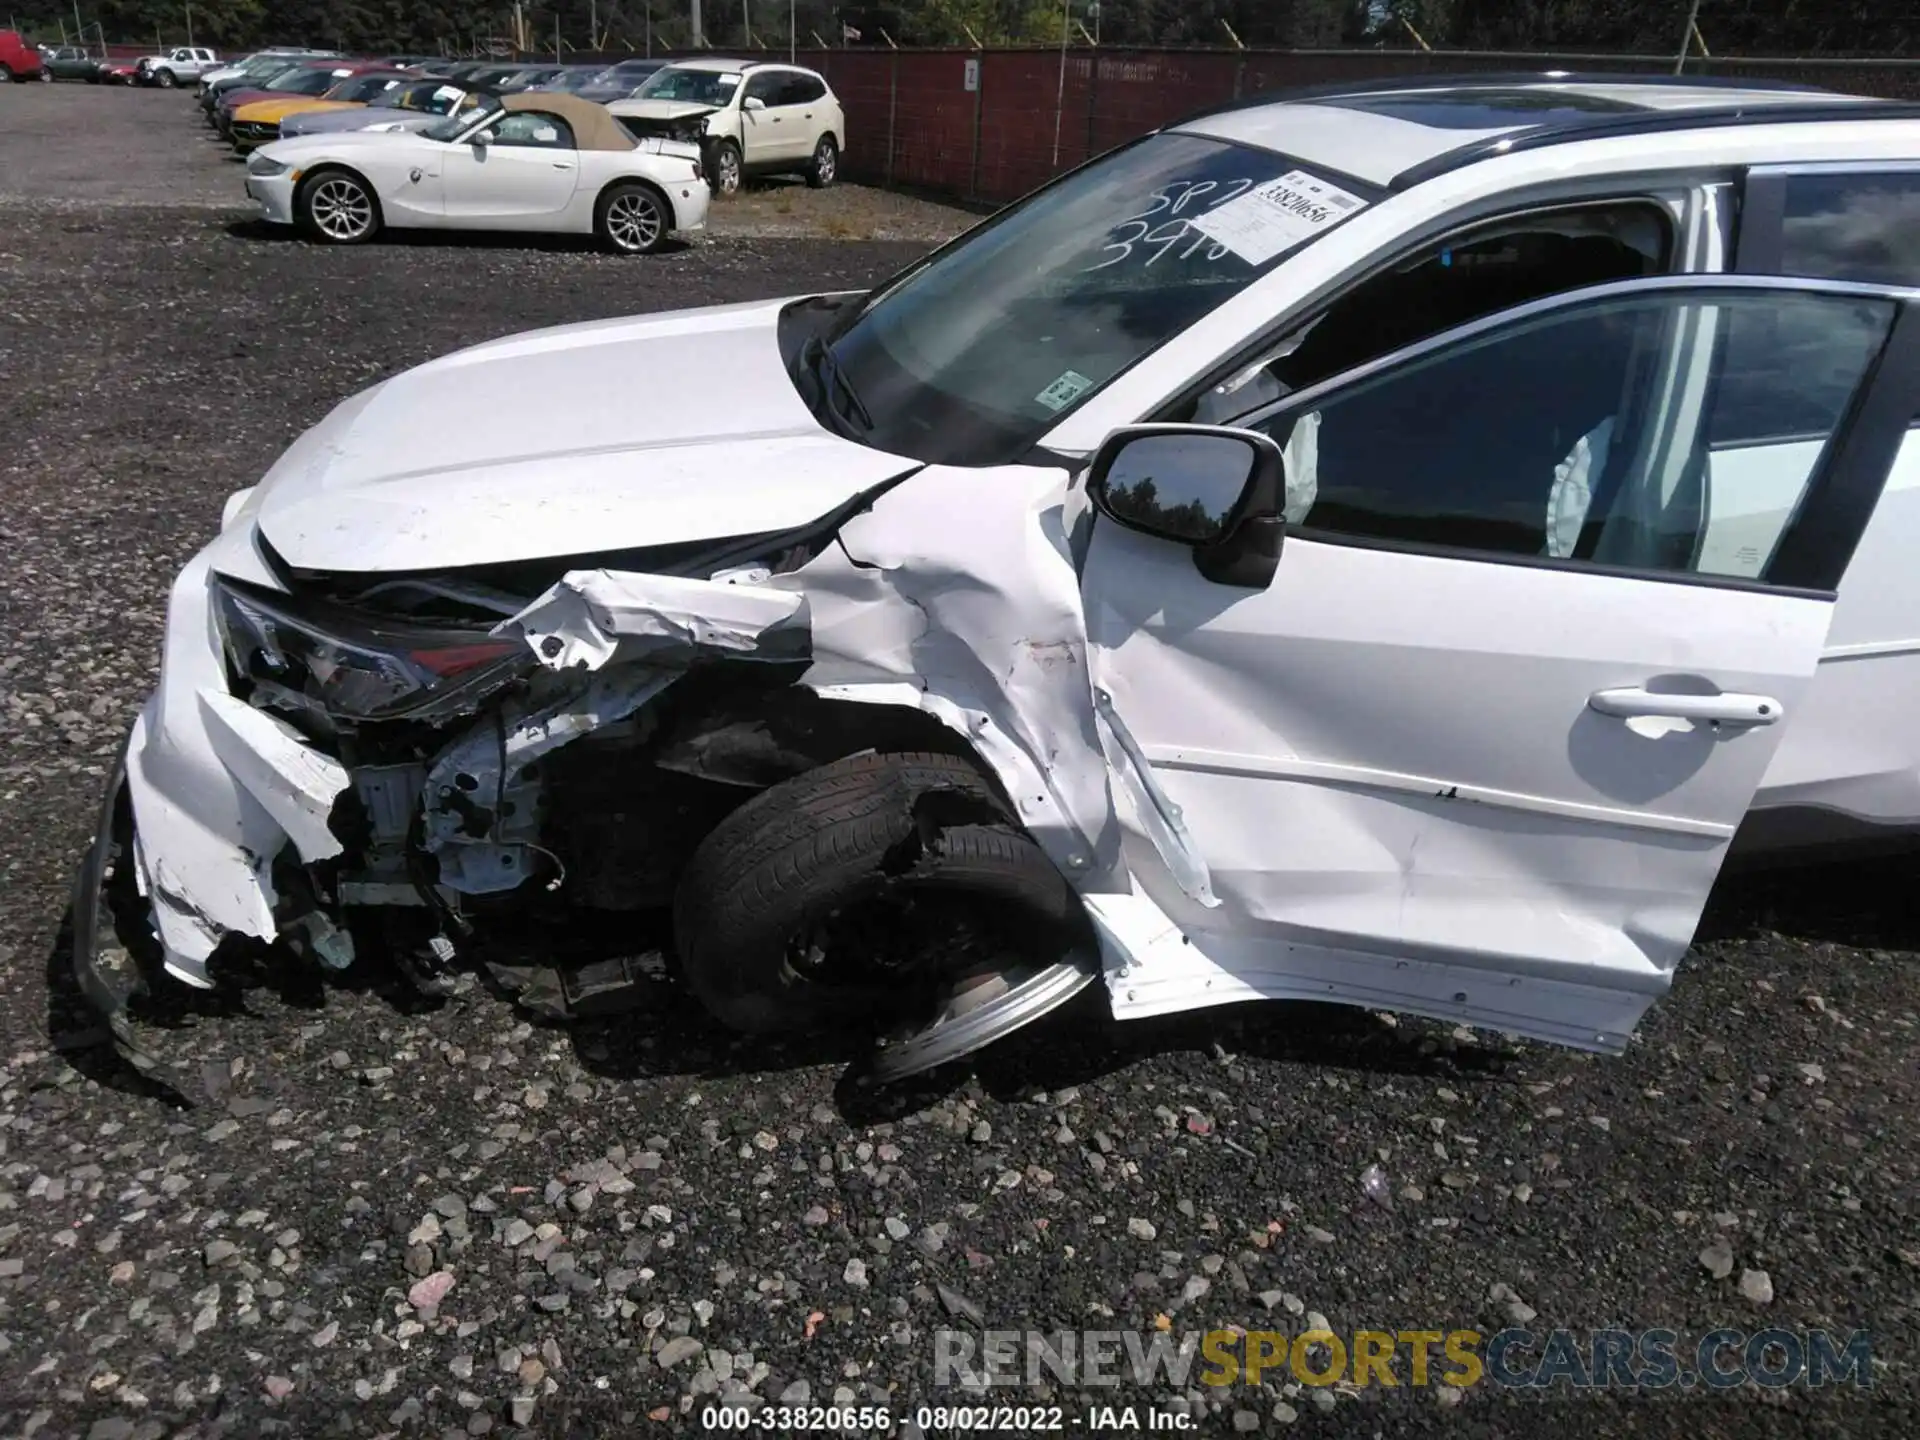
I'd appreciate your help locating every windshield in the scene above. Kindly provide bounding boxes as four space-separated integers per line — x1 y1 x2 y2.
422 94 500 142
633 66 740 105
384 81 463 113
545 68 602 92
328 73 400 102
815 132 1380 467
285 67 348 95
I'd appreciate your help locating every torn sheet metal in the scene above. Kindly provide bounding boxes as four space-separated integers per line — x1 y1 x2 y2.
198 689 350 863
1091 687 1218 908
787 464 1125 892
423 666 678 893
119 531 296 981
499 568 810 672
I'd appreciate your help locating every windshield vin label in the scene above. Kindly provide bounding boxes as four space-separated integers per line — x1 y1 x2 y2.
1189 169 1366 266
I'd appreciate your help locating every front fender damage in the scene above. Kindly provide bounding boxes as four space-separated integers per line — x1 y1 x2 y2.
81 465 1218 1080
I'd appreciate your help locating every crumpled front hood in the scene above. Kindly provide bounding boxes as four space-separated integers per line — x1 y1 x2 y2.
249 297 919 574
610 99 718 123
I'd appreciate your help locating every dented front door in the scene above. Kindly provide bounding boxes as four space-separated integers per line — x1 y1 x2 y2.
1075 277 1920 1048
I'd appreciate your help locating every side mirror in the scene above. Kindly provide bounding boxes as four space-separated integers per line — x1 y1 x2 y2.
470 126 492 148
1086 425 1287 589
743 95 766 112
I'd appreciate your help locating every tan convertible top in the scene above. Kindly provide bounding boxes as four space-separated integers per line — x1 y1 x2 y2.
500 90 634 151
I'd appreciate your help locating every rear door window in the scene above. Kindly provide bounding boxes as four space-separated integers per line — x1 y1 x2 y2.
1772 171 1920 286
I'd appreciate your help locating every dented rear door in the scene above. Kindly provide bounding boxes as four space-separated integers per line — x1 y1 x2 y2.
1076 277 1920 1048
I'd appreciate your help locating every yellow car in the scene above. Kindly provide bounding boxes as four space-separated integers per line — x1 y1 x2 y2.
230 71 412 151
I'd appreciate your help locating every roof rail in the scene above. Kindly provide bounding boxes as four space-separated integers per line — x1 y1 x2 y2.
1391 97 1920 190
1181 67 1839 131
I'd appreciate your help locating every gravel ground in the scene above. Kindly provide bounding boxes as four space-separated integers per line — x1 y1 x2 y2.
2 83 1918 1440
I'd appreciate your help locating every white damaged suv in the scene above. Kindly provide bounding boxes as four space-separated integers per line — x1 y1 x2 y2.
74 74 1920 1091
610 58 843 196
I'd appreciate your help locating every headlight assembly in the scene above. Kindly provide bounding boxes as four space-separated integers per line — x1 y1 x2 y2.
212 577 529 724
247 153 290 177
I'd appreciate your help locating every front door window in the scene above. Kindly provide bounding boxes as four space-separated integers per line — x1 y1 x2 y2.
1240 285 1895 584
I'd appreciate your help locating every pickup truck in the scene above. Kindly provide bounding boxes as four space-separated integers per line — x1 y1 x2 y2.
136 45 217 87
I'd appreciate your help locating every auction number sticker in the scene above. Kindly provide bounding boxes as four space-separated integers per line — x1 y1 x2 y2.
1188 169 1368 266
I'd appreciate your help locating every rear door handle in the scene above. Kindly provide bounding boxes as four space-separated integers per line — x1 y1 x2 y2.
553 161 573 170
1589 687 1783 727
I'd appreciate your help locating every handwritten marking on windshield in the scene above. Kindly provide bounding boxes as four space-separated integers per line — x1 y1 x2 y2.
1084 178 1259 272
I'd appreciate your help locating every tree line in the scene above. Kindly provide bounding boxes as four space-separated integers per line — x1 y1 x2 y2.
13 0 1911 58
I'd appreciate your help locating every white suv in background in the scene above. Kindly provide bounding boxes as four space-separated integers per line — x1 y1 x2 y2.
610 58 843 196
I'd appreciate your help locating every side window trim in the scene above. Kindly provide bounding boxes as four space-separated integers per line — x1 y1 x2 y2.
1151 187 1701 428
1224 273 1920 596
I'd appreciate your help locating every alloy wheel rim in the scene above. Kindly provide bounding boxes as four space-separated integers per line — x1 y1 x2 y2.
606 192 661 252
817 143 835 181
719 149 740 193
311 178 372 240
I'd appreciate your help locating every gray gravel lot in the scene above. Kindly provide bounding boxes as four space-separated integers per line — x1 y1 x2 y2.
1 80 1918 1440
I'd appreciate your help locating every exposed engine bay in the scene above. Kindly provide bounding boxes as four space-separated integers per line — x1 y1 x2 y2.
616 109 714 147
73 453 1171 1099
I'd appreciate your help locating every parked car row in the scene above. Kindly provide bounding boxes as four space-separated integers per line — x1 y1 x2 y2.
13 30 849 203
167 51 710 252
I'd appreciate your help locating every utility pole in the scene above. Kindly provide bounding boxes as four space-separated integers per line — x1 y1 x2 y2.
788 0 794 61
184 1 192 45
690 0 702 47
741 0 748 48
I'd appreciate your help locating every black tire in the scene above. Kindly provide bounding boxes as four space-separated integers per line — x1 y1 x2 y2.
673 751 1084 1035
154 67 176 88
708 138 742 198
806 134 838 189
294 167 380 245
594 180 670 255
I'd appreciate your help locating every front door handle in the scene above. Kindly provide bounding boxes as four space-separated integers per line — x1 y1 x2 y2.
1589 687 1783 727
553 161 573 170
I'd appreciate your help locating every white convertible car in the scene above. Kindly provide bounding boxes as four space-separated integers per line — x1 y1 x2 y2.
243 91 708 253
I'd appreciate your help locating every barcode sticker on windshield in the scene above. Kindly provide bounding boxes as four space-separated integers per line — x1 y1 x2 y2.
1189 170 1366 266
1035 370 1094 412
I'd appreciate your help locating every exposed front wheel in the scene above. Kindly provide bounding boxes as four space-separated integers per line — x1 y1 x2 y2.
295 169 380 244
154 68 176 88
672 751 1091 1046
806 135 838 188
595 181 669 254
709 139 742 198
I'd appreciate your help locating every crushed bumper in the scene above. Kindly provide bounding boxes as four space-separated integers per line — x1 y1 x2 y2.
69 747 168 1080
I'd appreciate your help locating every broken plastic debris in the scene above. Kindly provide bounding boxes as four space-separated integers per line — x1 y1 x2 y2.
1360 1163 1393 1211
